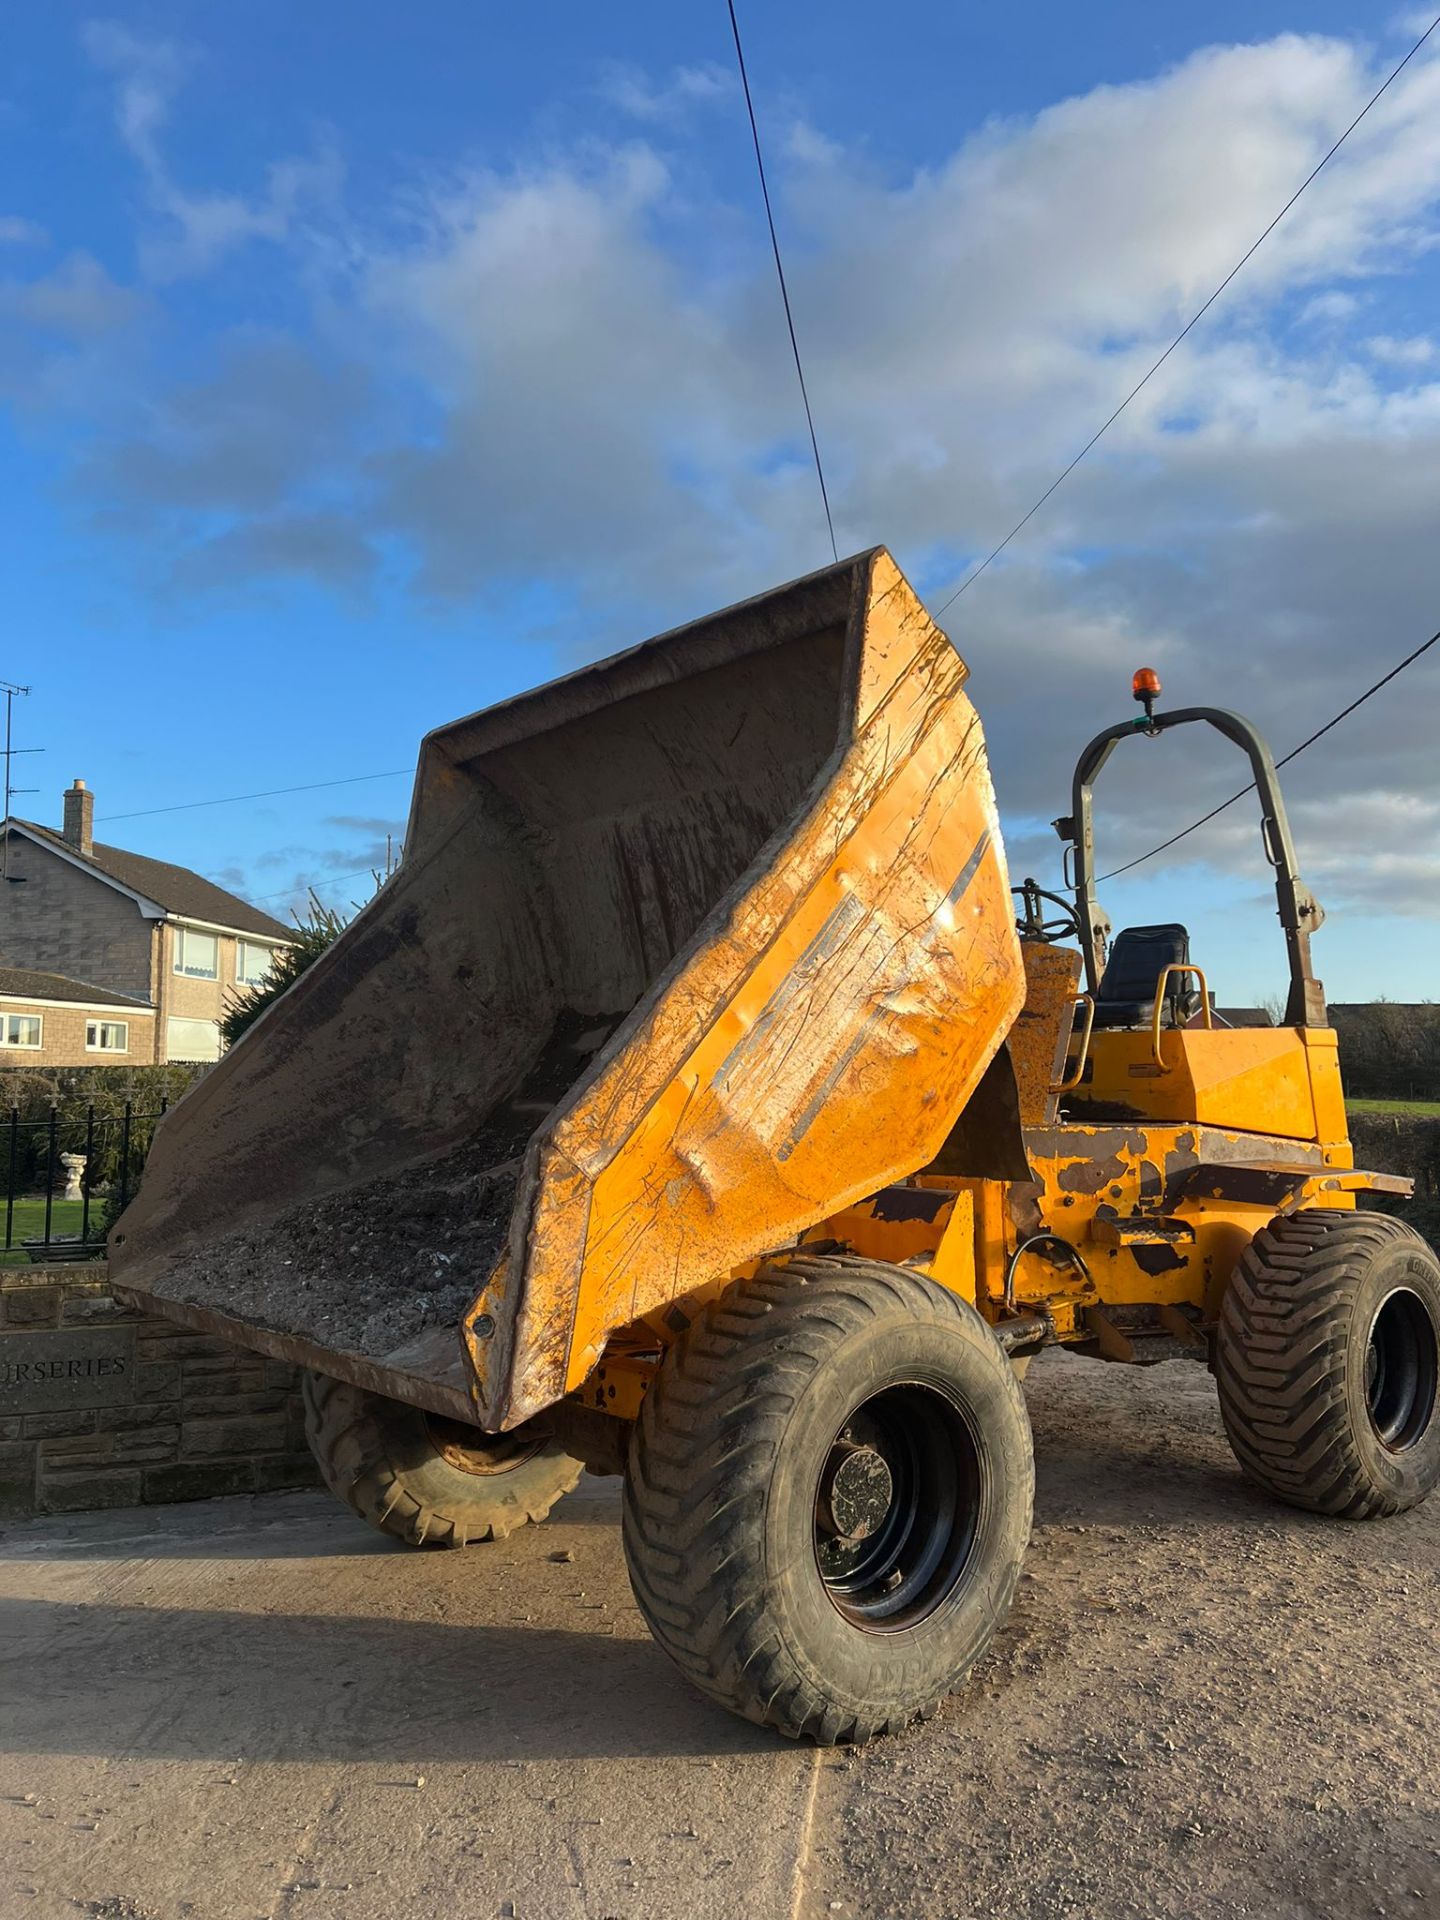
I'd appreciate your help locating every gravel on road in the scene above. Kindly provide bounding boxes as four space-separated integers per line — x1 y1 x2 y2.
1 1346 1434 1920
807 1349 1440 1920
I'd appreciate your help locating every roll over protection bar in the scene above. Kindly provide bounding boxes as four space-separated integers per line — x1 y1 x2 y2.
1055 706 1327 1029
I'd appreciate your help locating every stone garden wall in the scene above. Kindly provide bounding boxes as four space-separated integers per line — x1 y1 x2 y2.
0 1264 318 1520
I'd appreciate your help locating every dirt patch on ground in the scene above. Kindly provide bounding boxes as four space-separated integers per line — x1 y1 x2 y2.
0 1351 1433 1917
809 1348 1440 1920
173 1009 625 1358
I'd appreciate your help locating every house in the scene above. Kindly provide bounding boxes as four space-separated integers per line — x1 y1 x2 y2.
0 966 156 1066
0 779 293 1064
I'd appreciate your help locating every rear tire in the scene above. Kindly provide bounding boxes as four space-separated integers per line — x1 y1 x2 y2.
303 1372 583 1547
623 1255 1034 1743
1216 1209 1440 1518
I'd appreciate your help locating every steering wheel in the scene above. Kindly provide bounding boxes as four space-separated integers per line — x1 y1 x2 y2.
1012 878 1081 943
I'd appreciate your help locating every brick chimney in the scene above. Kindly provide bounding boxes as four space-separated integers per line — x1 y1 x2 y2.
63 778 94 857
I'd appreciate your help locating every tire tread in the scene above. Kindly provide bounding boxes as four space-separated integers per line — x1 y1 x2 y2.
623 1254 1032 1743
302 1372 582 1548
1216 1208 1438 1519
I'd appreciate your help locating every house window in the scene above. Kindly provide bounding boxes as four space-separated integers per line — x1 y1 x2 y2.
86 1020 129 1053
166 1016 221 1062
2 1013 42 1050
174 928 219 979
236 940 275 988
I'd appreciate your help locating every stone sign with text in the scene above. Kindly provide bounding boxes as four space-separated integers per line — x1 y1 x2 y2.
0 1327 136 1415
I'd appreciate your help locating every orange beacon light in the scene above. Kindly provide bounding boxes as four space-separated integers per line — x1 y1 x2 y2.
1132 666 1161 724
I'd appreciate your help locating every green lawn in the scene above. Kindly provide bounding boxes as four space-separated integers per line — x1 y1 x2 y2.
1347 1097 1440 1117
0 1197 101 1265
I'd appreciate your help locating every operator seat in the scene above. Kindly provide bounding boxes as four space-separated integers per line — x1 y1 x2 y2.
1092 923 1200 1029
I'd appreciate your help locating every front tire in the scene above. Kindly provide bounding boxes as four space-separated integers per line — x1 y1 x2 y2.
303 1372 583 1547
1216 1209 1440 1518
623 1255 1034 1743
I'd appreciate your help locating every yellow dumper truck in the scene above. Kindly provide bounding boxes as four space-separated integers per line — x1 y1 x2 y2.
110 548 1439 1744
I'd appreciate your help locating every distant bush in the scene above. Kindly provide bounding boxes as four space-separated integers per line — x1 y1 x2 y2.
1349 1107 1440 1256
1377 1194 1440 1252
1332 1002 1440 1104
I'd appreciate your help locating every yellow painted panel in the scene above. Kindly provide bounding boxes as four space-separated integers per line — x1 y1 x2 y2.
1079 1028 1320 1139
1300 1027 1350 1154
928 1187 977 1301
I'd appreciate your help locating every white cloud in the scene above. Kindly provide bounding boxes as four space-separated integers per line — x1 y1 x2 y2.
0 215 47 246
0 251 140 336
1287 790 1440 916
79 20 183 155
1390 9 1440 38
357 31 1440 910
77 333 368 516
598 61 733 123
350 42 1440 561
170 511 375 595
1300 289 1362 323
48 26 1440 915
81 18 342 278
1365 332 1436 365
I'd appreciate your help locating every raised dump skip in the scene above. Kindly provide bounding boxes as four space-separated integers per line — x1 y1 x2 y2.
110 548 1025 1430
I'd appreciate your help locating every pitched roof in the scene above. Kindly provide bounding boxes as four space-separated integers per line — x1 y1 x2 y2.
0 966 152 1010
15 821 292 941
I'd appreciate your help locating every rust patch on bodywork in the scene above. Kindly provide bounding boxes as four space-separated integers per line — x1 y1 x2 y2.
1131 1241 1187 1276
870 1185 951 1224
1058 1155 1128 1194
1027 1126 1146 1162
1169 1164 1311 1209
1006 1180 1046 1242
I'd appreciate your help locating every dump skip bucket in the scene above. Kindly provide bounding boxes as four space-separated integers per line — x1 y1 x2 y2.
110 549 1023 1428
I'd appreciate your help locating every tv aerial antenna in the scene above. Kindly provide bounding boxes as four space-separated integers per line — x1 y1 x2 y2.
1 682 43 883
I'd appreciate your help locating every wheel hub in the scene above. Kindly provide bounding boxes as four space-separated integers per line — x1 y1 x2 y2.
1365 1287 1439 1452
818 1442 894 1542
813 1385 983 1631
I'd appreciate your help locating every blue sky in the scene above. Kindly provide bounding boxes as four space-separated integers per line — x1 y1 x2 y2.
1 4 1438 1000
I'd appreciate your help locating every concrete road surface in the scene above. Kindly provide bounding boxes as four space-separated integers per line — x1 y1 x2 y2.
2 1351 1437 1920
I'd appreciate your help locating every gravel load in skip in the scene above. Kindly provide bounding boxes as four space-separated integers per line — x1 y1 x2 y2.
176 1130 524 1358
177 1008 625 1360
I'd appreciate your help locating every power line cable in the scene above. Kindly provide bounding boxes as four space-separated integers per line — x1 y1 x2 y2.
934 12 1440 617
240 625 1439 909
247 865 384 906
1095 622 1440 883
725 0 838 563
235 625 1439 906
100 767 415 824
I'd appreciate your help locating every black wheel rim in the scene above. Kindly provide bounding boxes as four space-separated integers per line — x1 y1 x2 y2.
813 1383 983 1631
1365 1288 1439 1452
